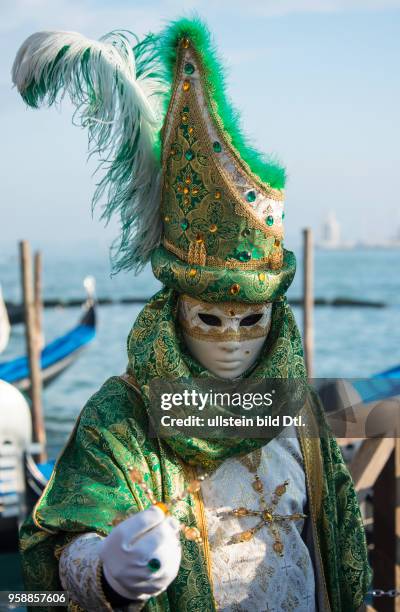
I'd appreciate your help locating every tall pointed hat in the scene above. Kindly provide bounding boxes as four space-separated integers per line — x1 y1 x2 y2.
12 17 295 303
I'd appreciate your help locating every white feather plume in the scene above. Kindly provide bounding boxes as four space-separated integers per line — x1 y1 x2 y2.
12 30 168 272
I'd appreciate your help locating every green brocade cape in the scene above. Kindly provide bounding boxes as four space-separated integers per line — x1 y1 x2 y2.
19 288 371 611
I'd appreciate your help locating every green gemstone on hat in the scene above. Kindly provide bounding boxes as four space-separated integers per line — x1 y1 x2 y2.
246 190 256 203
213 141 222 153
282 212 285 220
252 247 264 259
236 250 252 262
266 215 274 226
181 218 189 230
185 149 195 161
147 558 161 573
184 62 195 75
241 228 251 237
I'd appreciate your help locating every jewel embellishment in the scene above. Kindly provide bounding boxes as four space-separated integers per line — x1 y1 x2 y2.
236 250 251 262
245 190 256 203
213 141 222 153
184 62 195 75
219 476 307 555
147 558 161 572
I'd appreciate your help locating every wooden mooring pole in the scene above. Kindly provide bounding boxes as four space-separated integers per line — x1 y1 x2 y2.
303 228 314 378
34 251 43 347
20 241 47 463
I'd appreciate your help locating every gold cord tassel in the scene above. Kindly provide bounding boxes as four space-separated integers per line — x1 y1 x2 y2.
188 239 207 266
269 240 283 270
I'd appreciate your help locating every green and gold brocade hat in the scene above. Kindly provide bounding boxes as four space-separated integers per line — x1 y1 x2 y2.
151 18 295 303
12 16 295 303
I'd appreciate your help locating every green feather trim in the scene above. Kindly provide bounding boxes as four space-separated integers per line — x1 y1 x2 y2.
150 16 286 189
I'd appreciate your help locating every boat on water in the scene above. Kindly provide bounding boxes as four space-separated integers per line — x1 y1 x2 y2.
0 279 97 551
0 278 96 391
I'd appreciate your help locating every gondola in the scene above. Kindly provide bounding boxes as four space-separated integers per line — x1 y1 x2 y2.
0 279 96 549
352 363 400 405
0 288 96 392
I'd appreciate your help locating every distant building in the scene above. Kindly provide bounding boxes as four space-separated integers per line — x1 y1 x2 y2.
319 212 341 249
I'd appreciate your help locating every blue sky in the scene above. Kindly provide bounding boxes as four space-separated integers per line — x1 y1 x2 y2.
1 0 399 253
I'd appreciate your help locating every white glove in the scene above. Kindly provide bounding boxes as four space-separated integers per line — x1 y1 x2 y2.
99 505 182 602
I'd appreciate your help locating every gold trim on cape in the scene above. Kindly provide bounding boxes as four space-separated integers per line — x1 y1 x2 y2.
181 462 215 598
298 398 332 612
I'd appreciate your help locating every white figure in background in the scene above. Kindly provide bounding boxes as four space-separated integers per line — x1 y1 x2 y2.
0 380 32 526
0 284 11 354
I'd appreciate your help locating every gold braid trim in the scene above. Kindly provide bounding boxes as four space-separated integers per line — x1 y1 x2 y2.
269 245 284 270
179 319 270 341
298 400 331 612
163 238 276 271
179 293 270 313
188 239 207 265
95 561 114 612
181 462 215 601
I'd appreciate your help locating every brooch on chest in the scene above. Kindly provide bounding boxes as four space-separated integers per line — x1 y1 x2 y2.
217 449 307 555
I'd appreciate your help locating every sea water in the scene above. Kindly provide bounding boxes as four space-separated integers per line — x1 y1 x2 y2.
1 243 399 459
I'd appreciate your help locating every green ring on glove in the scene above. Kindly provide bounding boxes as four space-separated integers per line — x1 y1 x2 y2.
147 558 161 573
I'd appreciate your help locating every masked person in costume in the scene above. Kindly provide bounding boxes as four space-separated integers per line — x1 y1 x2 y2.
12 17 371 612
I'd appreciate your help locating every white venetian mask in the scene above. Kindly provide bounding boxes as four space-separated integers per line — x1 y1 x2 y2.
178 294 273 379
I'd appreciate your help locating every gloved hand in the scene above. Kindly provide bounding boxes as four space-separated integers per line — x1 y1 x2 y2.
99 505 182 602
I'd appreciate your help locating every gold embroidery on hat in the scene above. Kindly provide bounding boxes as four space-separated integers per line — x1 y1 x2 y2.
162 86 283 239
160 44 285 274
269 242 284 270
164 238 272 271
162 46 285 203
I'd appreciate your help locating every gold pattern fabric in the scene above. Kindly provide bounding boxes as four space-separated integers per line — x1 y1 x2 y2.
151 35 296 303
152 246 296 303
58 533 112 611
19 289 371 612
